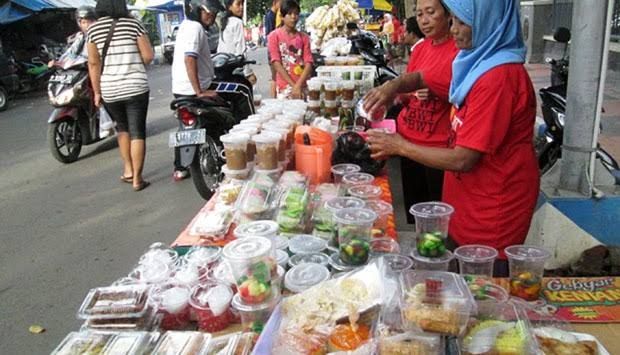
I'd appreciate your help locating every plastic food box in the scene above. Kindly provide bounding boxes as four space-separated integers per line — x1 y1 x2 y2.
52 331 160 355
77 284 152 320
378 331 443 355
400 270 476 336
151 331 212 355
316 65 376 82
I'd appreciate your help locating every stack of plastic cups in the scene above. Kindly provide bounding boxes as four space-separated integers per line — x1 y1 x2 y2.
252 133 281 173
331 163 361 184
262 128 289 170
409 202 455 271
341 172 375 196
228 127 258 171
220 132 251 180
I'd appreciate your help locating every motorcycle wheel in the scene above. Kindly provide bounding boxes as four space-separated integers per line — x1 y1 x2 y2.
189 135 223 200
48 120 82 163
0 86 8 111
597 147 620 171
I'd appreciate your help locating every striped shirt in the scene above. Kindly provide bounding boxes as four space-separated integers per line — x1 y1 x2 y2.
88 16 149 102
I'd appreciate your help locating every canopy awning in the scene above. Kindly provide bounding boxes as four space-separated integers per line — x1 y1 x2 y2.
0 2 31 24
356 0 392 12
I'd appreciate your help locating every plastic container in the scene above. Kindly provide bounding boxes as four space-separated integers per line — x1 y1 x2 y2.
324 100 338 117
284 263 330 293
324 82 339 101
253 94 262 107
172 260 202 286
307 80 322 100
245 113 270 124
328 252 358 272
210 260 236 290
294 126 334 185
273 235 289 250
342 172 375 193
369 237 400 258
128 260 171 284
307 100 321 114
139 243 179 267
378 332 443 355
189 283 233 332
234 220 279 239
77 284 152 320
364 200 393 238
222 237 275 304
348 184 383 201
188 208 234 237
276 185 309 234
342 81 356 100
231 292 280 334
331 163 361 183
334 208 377 266
288 234 328 255
52 331 116 355
220 133 250 170
400 270 476 336
262 128 288 160
152 331 212 355
276 249 289 269
151 283 191 330
253 133 280 170
382 253 414 273
505 245 550 301
454 245 498 279
356 98 386 122
288 252 330 268
411 249 455 272
409 202 454 258
464 276 510 316
184 246 221 268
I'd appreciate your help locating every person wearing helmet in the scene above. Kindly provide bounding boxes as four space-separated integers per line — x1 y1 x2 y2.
171 0 255 181
49 6 98 67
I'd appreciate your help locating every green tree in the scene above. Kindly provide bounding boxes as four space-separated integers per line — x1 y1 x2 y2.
300 0 334 13
246 0 270 24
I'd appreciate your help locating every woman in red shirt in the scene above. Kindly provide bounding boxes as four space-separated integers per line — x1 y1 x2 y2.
365 0 539 276
395 0 458 223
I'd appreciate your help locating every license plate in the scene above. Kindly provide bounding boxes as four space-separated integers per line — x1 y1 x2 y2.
168 129 206 147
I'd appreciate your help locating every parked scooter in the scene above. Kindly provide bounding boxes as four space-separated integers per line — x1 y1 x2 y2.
537 27 620 183
47 53 110 163
169 53 255 200
9 46 56 93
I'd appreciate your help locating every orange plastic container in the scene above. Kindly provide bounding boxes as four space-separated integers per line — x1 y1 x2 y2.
294 126 333 185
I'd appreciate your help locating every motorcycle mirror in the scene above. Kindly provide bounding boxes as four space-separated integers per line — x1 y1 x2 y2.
553 27 571 43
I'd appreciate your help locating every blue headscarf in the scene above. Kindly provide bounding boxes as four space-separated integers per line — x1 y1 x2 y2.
443 0 526 107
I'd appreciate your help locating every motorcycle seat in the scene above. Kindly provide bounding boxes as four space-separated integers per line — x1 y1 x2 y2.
170 96 229 111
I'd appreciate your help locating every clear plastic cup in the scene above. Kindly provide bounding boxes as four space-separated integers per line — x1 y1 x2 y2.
220 133 250 170
342 81 356 100
410 249 455 271
183 246 221 275
348 184 382 201
324 82 339 101
253 133 280 170
287 252 330 268
262 128 289 156
331 163 361 184
329 252 357 272
221 164 250 180
323 100 338 117
307 83 322 101
231 292 280 335
307 100 321 114
364 200 393 238
505 245 550 301
139 243 179 267
284 263 330 293
356 98 386 122
222 236 275 304
342 172 375 194
245 113 270 124
382 253 413 274
190 283 233 332
409 202 454 258
334 208 377 266
234 220 279 239
172 260 202 286
128 260 171 284
152 283 191 330
288 234 328 255
369 237 400 258
317 196 365 245
454 245 498 279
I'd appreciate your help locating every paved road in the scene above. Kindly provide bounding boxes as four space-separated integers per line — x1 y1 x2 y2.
0 48 272 354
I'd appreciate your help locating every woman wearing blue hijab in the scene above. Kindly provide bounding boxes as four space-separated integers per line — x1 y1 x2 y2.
365 0 539 275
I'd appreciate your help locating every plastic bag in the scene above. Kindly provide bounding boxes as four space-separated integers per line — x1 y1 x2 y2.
332 132 384 175
99 106 115 137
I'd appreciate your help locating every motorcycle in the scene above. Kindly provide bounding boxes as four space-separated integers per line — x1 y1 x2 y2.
9 45 56 93
169 53 255 200
537 27 620 183
348 31 398 85
47 53 109 163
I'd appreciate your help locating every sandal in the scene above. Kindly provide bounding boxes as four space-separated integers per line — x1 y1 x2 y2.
120 175 133 183
133 180 150 192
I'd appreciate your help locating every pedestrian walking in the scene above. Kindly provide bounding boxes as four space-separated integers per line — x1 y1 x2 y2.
87 0 154 191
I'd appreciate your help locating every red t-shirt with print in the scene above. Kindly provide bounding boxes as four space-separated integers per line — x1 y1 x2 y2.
443 63 540 258
267 27 313 90
397 37 458 148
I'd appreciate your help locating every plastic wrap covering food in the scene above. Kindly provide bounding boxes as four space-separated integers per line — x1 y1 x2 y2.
189 209 234 238
234 174 278 223
216 180 245 208
275 184 310 234
77 284 152 320
151 331 211 355
461 301 538 355
207 332 255 355
52 331 160 355
400 271 476 336
377 331 443 355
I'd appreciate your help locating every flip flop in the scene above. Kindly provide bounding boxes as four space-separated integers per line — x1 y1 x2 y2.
133 180 150 192
120 175 133 183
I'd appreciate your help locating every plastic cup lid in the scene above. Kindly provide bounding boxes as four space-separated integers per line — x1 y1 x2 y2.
246 114 270 122
185 246 221 265
230 126 259 135
331 163 361 176
288 252 330 268
211 261 235 285
273 235 289 250
234 221 279 239
276 249 289 266
222 236 273 261
411 249 455 264
129 260 170 284
190 283 233 316
382 253 413 272
409 201 454 218
139 246 178 266
173 264 200 285
324 100 338 107
231 291 280 312
348 184 382 199
220 132 250 145
342 172 375 185
284 263 330 293
333 208 377 225
329 252 361 271
364 200 393 217
158 285 191 313
325 197 365 212
504 245 551 261
288 234 328 254
454 245 498 263
253 132 282 144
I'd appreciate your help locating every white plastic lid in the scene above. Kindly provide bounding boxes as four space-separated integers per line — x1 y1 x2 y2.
504 245 551 261
231 291 280 312
324 100 338 108
324 197 366 212
307 100 321 107
222 236 273 261
288 234 328 255
331 163 361 176
364 200 394 217
234 220 279 239
409 201 454 218
454 245 499 263
184 246 222 266
189 283 233 316
272 235 289 250
276 249 289 267
342 172 375 185
220 132 250 145
252 133 280 145
288 252 330 268
284 263 330 293
333 208 377 226
230 126 259 136
246 114 270 123
348 184 383 199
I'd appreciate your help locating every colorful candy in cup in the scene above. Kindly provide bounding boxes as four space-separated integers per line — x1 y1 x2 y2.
189 283 233 332
509 272 542 301
237 261 273 304
223 237 274 304
339 237 370 265
416 232 447 257
232 293 280 335
505 245 550 302
334 208 377 265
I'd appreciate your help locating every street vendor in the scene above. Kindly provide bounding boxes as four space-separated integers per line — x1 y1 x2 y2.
394 0 458 223
364 0 539 276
